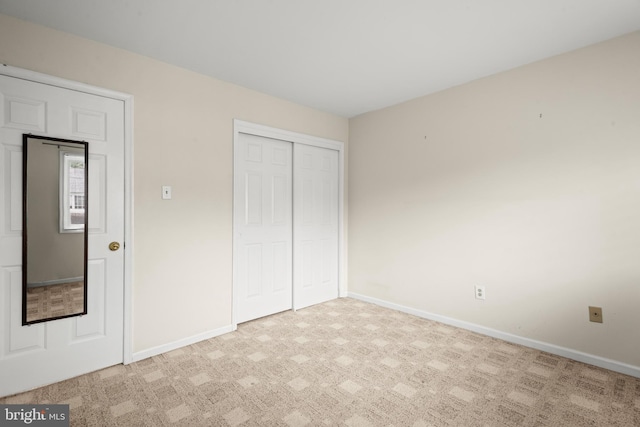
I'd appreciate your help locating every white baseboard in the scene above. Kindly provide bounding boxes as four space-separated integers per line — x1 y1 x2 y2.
130 325 235 363
348 292 640 378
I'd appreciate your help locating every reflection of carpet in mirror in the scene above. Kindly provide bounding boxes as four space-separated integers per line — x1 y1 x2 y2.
25 281 84 323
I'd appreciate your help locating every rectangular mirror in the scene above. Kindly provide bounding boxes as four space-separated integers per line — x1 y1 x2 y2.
22 134 88 325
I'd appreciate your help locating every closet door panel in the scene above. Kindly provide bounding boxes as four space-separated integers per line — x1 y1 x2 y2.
234 133 293 323
293 145 339 310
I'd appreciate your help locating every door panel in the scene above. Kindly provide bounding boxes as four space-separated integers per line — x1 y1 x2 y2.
234 133 293 323
0 74 125 397
293 145 339 310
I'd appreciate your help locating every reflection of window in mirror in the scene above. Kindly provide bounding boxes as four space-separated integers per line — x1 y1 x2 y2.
60 151 86 233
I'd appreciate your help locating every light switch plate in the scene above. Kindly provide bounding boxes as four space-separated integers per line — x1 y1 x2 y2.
162 186 172 200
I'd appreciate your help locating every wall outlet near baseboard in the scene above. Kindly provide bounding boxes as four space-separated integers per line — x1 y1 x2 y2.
589 306 603 323
475 285 486 300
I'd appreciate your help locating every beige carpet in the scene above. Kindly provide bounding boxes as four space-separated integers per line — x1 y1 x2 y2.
2 298 639 426
25 281 84 323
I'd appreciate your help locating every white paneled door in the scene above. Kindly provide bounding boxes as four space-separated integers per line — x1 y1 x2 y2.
293 144 339 310
233 124 340 325
234 133 293 323
0 73 125 397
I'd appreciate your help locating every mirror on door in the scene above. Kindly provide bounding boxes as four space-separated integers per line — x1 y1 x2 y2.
22 134 88 325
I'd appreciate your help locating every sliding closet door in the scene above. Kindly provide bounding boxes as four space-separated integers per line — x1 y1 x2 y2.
233 121 342 325
234 133 293 323
293 144 339 310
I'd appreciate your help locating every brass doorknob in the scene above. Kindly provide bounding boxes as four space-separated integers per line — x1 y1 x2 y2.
109 242 121 251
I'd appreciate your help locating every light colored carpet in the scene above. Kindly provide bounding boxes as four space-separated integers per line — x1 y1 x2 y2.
2 297 639 426
25 281 84 323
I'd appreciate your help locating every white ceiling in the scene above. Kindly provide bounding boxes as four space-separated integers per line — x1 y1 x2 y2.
1 1 640 118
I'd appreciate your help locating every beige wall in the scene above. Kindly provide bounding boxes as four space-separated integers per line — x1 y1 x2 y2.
348 31 640 367
0 14 348 353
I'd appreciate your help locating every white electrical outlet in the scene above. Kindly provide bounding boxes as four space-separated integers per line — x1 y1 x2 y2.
475 285 486 300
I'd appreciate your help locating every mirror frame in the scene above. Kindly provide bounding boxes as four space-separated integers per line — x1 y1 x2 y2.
22 134 89 325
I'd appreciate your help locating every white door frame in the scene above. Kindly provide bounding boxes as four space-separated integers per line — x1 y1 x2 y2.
0 64 135 364
232 119 345 328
